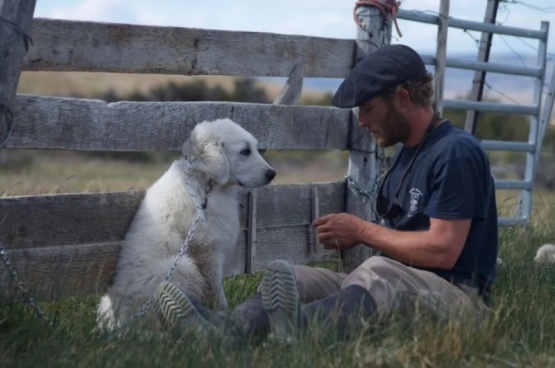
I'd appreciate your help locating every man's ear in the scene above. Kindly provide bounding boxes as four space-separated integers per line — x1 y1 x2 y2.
394 87 411 112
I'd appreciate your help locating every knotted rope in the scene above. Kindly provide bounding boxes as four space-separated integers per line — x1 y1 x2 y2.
353 0 403 38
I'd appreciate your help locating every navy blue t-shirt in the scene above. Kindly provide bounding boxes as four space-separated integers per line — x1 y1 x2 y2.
380 121 498 301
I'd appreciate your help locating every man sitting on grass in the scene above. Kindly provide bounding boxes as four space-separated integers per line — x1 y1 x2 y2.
152 44 499 343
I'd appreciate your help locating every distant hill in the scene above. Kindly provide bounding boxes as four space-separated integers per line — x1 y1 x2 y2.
262 53 554 105
16 72 330 104
16 53 554 123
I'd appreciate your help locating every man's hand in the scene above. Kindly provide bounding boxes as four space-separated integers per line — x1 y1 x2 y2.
312 213 367 250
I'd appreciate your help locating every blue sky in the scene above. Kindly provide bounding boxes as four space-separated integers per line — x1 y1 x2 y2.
33 0 555 58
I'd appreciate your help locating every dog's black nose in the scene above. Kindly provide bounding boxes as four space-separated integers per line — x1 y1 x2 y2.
265 169 276 181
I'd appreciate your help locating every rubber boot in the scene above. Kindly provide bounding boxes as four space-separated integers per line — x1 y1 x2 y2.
153 281 269 346
260 260 376 341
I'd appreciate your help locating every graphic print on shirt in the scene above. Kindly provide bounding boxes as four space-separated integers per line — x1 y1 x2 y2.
408 188 423 218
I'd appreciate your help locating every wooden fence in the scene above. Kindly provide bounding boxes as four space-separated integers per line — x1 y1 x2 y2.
0 0 385 301
1 0 552 302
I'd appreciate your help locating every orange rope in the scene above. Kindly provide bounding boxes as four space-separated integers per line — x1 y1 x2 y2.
353 0 403 38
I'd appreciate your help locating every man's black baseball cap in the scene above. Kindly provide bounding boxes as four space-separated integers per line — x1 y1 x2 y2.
331 44 427 108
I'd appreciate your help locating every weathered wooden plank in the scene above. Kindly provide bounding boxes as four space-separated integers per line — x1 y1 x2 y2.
433 0 450 114
22 18 355 78
0 225 339 300
238 182 345 229
463 0 499 134
246 190 257 274
273 58 304 106
0 191 144 250
342 4 388 272
0 0 36 146
9 95 350 151
0 182 345 250
309 186 320 254
0 242 120 300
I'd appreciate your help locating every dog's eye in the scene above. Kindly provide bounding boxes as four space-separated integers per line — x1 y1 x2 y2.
240 148 251 156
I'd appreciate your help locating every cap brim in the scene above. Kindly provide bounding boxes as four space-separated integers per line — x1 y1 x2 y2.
331 77 358 108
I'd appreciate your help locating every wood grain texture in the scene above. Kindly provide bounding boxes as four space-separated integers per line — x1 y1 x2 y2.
273 58 304 106
0 182 345 250
23 18 355 78
0 242 121 300
0 0 36 144
0 191 144 250
0 226 339 300
246 190 257 274
342 4 390 272
433 0 450 114
8 95 350 151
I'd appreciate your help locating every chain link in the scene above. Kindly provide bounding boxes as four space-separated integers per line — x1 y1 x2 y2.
0 243 55 328
0 167 211 335
345 150 388 200
107 206 206 335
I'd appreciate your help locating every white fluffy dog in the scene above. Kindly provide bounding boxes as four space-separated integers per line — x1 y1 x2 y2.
534 243 555 265
96 118 276 331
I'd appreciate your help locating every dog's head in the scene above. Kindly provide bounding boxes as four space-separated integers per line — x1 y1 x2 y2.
182 118 276 187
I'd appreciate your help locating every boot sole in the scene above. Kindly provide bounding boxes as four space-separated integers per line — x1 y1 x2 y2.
154 281 212 333
260 260 299 340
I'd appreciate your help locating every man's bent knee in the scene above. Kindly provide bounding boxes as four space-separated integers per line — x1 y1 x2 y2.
292 264 346 303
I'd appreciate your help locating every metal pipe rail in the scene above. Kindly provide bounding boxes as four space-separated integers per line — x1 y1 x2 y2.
397 9 547 40
443 100 537 115
420 55 542 78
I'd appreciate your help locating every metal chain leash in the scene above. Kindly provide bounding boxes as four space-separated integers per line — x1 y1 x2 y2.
344 149 388 200
107 203 206 335
0 243 55 329
0 164 211 335
95 173 212 336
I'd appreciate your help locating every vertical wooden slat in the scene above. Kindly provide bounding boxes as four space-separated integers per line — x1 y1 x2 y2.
246 190 257 274
273 57 304 106
463 0 500 134
310 186 320 254
433 0 450 115
343 2 392 272
0 0 37 146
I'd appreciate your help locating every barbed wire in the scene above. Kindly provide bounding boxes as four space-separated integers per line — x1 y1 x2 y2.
483 79 523 105
403 2 550 101
500 1 555 13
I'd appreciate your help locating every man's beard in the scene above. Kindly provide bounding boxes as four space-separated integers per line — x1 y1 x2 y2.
375 103 411 147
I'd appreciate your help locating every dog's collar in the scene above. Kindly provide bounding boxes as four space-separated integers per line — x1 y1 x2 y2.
182 154 212 210
201 181 213 209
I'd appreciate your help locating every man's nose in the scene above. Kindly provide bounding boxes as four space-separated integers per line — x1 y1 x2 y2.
358 116 368 127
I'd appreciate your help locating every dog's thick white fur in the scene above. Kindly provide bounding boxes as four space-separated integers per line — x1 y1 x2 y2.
534 243 555 265
96 118 276 331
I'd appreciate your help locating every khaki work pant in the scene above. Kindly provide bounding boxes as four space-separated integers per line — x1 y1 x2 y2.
293 256 489 322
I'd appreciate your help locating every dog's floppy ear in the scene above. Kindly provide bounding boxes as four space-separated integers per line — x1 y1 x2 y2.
182 126 229 185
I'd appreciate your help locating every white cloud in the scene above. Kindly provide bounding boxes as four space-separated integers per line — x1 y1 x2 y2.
46 0 137 24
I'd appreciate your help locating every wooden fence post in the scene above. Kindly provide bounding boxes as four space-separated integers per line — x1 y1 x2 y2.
341 2 393 273
0 0 36 147
433 0 450 115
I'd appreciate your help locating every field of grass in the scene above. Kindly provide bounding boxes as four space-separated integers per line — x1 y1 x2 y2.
1 152 554 367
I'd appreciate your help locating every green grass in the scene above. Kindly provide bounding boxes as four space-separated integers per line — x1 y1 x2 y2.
1 153 555 367
0 150 350 196
1 238 555 367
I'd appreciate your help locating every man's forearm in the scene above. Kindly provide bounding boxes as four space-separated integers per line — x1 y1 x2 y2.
358 222 454 269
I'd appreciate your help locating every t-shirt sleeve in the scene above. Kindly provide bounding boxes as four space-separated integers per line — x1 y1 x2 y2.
424 156 487 220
